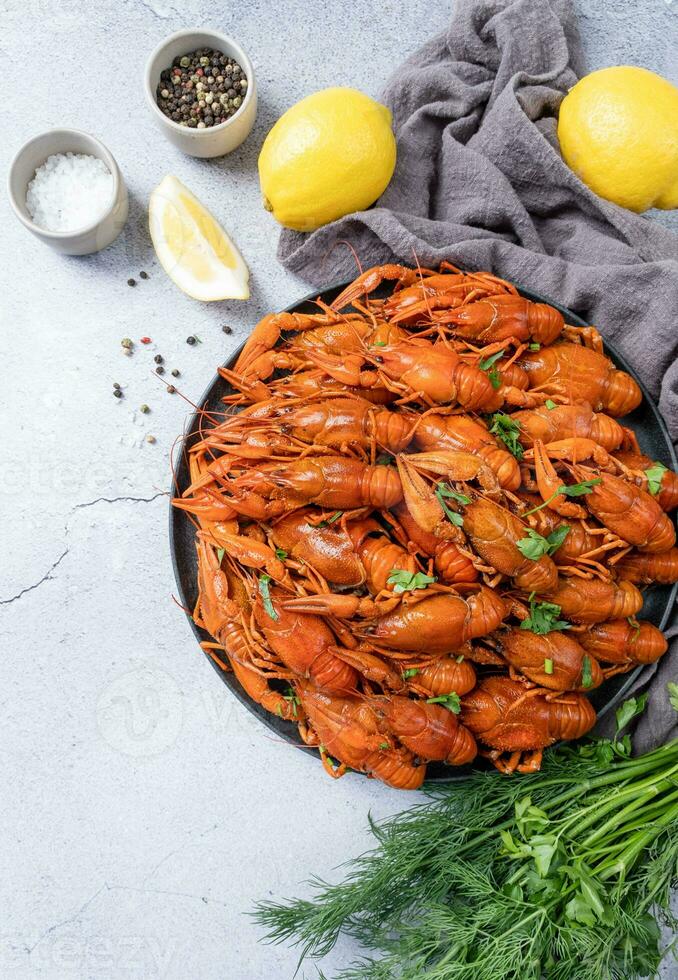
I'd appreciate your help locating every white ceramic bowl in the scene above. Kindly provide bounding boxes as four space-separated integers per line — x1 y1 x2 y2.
7 129 129 256
144 29 257 158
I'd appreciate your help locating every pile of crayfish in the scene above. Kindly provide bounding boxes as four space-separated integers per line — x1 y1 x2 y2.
173 262 678 789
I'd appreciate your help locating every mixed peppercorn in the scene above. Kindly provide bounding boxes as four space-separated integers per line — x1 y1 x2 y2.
156 48 248 129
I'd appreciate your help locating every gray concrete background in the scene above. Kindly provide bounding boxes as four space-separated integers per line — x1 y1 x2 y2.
1 2 677 978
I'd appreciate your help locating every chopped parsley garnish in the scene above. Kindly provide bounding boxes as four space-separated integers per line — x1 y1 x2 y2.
258 573 278 621
308 510 344 529
435 482 468 526
488 413 523 460
479 349 505 390
387 569 436 594
522 479 601 516
520 599 571 635
581 655 594 689
426 693 461 714
645 462 668 496
516 525 570 560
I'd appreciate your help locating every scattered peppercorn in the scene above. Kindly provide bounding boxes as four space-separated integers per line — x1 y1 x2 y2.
121 337 134 349
113 389 123 399
156 365 165 375
171 368 180 377
122 348 132 356
186 335 196 345
113 382 121 390
221 324 232 334
139 271 149 280
154 354 164 364
140 404 150 414
146 434 156 444
156 47 248 129
127 278 136 287
167 385 176 394
141 337 152 345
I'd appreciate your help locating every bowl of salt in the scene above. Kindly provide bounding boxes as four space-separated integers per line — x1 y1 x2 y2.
7 129 128 255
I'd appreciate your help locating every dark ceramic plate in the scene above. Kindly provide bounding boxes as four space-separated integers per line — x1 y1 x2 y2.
170 279 677 781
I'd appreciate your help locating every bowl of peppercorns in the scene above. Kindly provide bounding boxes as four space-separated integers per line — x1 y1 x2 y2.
144 29 256 158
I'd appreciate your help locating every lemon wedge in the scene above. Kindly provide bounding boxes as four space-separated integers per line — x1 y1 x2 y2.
149 175 249 301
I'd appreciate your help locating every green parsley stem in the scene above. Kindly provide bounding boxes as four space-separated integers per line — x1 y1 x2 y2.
522 488 565 516
595 801 678 881
579 786 668 848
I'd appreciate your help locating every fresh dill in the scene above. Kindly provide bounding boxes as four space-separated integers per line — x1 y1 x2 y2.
254 705 678 980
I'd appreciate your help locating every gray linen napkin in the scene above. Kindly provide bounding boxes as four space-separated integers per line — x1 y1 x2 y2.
277 0 678 749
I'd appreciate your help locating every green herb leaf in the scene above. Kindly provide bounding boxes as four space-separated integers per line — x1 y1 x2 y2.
516 529 551 561
529 834 559 877
455 654 465 663
488 412 523 460
615 695 648 735
435 482 471 505
529 342 541 351
375 452 394 466
522 479 601 516
434 482 468 526
627 615 641 634
387 569 436 595
562 478 602 497
258 573 278 621
516 525 569 561
520 599 571 635
479 349 505 371
544 658 554 675
546 525 570 553
426 692 461 714
274 548 288 560
545 399 557 410
565 893 597 928
645 461 668 496
402 668 419 679
379 742 389 750
667 682 678 712
372 340 387 347
283 688 300 717
515 796 549 838
479 350 505 389
309 510 344 529
581 654 594 689
216 547 225 564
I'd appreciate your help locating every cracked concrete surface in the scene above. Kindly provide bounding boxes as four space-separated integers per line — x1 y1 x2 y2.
1 2 676 978
2 495 166 606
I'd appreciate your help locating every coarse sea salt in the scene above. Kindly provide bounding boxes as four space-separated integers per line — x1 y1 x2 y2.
26 152 114 233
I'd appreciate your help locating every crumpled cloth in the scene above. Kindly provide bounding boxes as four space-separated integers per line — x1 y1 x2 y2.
277 0 678 750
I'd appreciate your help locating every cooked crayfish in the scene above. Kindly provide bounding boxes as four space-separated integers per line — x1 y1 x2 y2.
173 260 672 786
518 343 642 416
577 619 668 667
461 676 597 773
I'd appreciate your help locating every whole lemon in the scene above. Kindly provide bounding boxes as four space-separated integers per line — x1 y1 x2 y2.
557 66 678 212
258 87 397 231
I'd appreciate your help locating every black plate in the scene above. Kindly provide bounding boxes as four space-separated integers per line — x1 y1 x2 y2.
170 278 677 781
